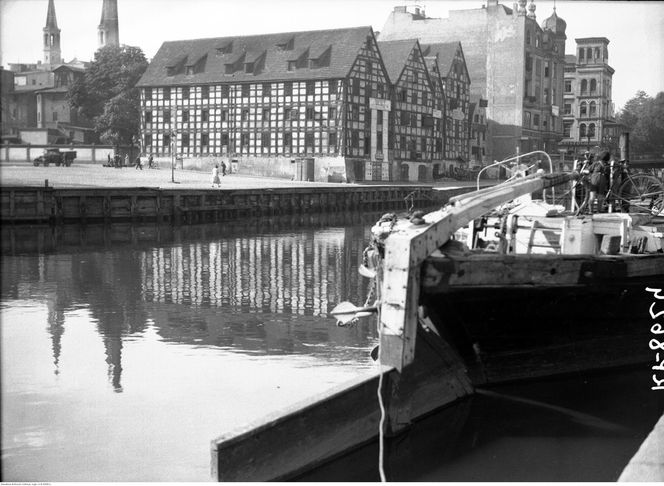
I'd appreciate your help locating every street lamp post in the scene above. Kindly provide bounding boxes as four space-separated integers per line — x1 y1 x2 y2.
170 129 175 183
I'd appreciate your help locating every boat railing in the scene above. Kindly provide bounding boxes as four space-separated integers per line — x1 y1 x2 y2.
477 150 554 191
476 150 556 206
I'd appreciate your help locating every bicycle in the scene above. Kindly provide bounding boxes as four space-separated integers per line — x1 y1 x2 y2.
575 160 664 216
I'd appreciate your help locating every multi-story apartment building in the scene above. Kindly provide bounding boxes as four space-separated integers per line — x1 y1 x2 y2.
379 0 566 163
560 37 619 157
377 39 436 181
137 27 394 182
421 42 471 173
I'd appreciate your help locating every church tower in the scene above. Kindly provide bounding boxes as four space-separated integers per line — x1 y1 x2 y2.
98 0 119 48
43 0 62 65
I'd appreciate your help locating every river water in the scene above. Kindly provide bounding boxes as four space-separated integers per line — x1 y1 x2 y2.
2 215 663 481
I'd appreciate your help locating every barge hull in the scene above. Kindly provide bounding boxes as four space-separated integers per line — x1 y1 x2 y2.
422 254 663 384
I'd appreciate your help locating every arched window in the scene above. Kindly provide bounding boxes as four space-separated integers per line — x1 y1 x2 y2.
586 48 592 60
588 123 596 138
526 30 531 45
590 79 597 93
581 79 588 93
579 48 584 60
579 123 587 138
580 101 587 116
536 35 541 48
589 101 597 117
594 47 600 60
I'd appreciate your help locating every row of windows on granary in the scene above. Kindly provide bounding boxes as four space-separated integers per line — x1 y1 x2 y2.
136 27 470 171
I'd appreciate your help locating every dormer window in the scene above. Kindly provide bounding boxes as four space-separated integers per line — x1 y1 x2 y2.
276 37 295 51
224 52 246 75
287 47 309 71
166 55 188 76
216 41 233 55
185 66 194 75
245 62 254 73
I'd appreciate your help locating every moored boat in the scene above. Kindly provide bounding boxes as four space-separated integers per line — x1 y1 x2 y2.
365 153 664 384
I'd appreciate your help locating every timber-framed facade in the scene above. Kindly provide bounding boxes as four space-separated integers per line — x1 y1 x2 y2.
137 27 394 182
378 40 436 181
422 43 471 173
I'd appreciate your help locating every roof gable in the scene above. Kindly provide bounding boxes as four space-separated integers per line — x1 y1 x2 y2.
376 39 418 84
421 42 469 83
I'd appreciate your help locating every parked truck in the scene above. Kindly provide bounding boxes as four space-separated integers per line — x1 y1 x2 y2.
33 148 77 167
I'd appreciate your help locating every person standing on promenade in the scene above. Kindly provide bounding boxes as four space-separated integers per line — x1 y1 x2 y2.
221 160 227 176
212 164 221 188
124 154 129 167
135 154 143 170
148 154 154 169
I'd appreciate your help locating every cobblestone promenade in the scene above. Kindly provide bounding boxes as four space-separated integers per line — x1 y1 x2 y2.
0 164 483 190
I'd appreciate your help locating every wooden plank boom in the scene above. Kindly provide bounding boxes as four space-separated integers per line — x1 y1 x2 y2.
378 172 572 371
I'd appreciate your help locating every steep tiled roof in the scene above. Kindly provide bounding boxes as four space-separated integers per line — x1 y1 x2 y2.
421 43 460 78
376 39 418 84
137 26 374 87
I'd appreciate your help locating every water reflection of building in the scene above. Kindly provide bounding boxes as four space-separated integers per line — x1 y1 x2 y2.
2 221 376 391
2 251 149 392
139 226 368 317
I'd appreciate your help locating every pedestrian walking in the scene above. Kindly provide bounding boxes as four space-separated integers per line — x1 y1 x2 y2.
212 164 221 187
148 154 154 169
221 160 227 176
135 155 143 170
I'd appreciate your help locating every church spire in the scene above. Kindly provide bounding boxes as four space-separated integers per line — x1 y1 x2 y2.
43 0 62 65
98 0 119 48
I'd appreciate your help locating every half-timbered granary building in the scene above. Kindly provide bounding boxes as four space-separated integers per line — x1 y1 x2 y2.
377 40 435 181
421 43 471 175
422 51 448 179
136 27 393 182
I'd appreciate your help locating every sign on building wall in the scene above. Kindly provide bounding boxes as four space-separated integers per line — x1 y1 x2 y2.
369 98 391 111
433 109 443 119
451 108 465 121
551 105 559 116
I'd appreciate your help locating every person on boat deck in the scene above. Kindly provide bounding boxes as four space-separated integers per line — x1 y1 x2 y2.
578 150 610 214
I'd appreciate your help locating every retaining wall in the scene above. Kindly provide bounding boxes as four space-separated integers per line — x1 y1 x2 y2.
0 185 471 225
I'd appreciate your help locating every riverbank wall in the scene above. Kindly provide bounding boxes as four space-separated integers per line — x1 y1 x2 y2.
0 185 471 225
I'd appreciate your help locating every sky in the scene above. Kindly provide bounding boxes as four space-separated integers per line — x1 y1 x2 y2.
1 0 663 110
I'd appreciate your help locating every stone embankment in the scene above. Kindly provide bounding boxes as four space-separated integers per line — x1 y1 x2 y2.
1 166 479 224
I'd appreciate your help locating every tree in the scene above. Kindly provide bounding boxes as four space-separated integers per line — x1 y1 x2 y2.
68 45 148 146
616 90 664 156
